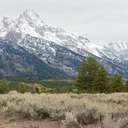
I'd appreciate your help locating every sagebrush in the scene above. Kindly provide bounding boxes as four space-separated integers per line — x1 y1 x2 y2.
0 93 128 127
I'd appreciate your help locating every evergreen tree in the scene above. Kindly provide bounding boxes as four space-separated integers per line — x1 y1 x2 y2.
122 80 128 92
93 66 108 92
76 57 108 92
107 73 123 92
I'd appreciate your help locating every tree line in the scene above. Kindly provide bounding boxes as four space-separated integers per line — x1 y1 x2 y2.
0 57 128 94
76 57 128 93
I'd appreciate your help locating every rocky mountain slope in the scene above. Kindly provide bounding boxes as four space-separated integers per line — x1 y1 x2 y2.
0 39 69 78
0 9 128 78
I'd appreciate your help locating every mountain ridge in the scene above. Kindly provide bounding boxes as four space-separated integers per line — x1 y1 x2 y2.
0 10 128 78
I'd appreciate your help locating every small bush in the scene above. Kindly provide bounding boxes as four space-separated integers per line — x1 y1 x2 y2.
76 109 100 125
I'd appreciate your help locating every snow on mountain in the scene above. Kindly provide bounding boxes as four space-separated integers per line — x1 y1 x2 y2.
0 10 91 76
0 9 91 56
99 42 128 63
18 35 86 76
0 9 128 78
1 9 128 63
0 39 68 77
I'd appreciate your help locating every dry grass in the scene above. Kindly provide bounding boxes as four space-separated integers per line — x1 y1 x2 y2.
0 92 128 128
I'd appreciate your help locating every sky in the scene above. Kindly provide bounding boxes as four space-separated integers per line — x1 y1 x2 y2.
0 0 128 42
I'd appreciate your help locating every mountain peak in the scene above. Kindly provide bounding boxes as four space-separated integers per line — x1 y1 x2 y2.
18 9 44 26
0 9 90 50
21 9 40 19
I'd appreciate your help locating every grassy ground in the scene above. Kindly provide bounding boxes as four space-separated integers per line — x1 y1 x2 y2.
0 78 75 93
0 92 128 128
40 79 75 92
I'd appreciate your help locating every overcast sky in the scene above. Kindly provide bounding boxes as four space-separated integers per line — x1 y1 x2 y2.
0 0 128 42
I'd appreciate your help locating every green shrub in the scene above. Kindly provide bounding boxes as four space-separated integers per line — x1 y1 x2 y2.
106 74 124 92
0 81 9 93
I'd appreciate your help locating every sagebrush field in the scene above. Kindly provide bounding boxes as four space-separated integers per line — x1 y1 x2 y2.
0 92 128 128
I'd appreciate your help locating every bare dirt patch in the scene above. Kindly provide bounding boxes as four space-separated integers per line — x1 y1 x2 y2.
0 113 63 128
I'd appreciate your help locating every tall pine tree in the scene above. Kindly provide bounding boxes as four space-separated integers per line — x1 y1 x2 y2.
93 66 108 92
76 57 108 92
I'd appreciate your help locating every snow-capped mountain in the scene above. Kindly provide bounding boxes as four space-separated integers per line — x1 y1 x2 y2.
0 9 90 55
99 42 128 63
0 9 92 77
85 42 128 78
0 9 128 78
0 39 69 78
